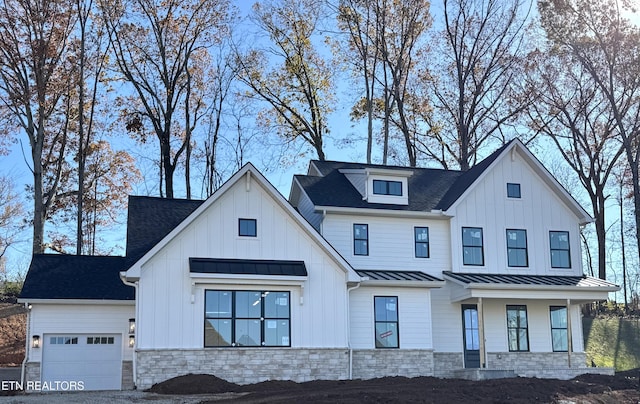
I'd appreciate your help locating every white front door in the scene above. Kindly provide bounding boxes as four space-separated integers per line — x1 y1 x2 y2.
41 334 122 391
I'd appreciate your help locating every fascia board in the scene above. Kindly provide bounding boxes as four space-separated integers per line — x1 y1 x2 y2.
315 205 451 219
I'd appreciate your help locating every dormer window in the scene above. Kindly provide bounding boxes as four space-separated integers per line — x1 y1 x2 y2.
373 180 402 196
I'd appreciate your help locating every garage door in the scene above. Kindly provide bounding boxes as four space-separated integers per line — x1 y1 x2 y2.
42 334 122 391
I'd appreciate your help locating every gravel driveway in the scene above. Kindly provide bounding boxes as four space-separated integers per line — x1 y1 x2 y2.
0 390 243 404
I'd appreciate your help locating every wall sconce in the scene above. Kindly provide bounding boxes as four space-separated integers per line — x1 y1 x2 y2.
32 335 40 349
128 335 135 348
128 318 135 334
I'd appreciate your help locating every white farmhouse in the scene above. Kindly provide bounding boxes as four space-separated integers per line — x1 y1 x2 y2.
19 139 618 391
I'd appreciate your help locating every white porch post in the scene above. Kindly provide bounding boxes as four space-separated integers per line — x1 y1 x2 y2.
566 298 572 367
478 297 486 368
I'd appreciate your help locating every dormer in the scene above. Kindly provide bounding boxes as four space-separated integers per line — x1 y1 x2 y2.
339 167 413 205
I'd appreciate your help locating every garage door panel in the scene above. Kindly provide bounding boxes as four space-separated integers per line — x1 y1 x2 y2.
42 334 122 391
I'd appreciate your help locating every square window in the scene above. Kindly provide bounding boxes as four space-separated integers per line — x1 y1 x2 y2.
507 183 521 198
239 218 257 237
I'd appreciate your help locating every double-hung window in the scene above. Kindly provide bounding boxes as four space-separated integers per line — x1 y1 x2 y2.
506 229 528 267
550 231 571 268
374 296 399 348
373 180 402 196
462 227 484 266
550 306 568 352
414 227 429 258
204 290 290 347
506 305 529 352
354 224 369 256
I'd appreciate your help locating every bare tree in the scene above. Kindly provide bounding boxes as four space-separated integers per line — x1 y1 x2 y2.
0 0 76 253
424 0 532 170
236 0 334 161
0 176 24 260
100 0 231 198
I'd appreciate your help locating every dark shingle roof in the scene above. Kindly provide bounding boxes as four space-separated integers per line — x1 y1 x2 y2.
20 254 134 300
126 196 204 261
356 269 442 282
442 271 618 288
296 141 514 212
190 258 308 276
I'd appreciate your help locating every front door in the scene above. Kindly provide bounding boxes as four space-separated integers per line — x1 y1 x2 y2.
462 305 480 368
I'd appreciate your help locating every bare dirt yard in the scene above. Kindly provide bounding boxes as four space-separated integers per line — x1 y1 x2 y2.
0 304 26 367
146 370 640 403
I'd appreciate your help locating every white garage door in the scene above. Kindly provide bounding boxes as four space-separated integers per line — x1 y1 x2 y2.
42 334 122 391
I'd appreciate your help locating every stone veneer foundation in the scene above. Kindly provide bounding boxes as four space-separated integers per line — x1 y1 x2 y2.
23 361 136 391
351 349 435 379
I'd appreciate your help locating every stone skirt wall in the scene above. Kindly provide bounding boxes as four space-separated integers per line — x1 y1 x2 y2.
486 352 613 379
351 349 435 379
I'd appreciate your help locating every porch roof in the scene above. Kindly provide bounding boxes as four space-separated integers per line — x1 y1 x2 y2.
355 269 445 288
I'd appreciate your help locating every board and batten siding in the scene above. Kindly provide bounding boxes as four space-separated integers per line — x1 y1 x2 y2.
430 286 464 352
349 287 433 350
27 304 134 363
322 215 451 276
136 173 349 350
448 150 584 276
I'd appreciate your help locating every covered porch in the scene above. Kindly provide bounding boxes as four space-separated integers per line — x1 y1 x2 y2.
442 271 619 380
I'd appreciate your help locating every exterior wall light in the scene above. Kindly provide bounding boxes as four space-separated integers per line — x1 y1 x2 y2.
128 318 135 334
32 335 40 348
128 335 135 348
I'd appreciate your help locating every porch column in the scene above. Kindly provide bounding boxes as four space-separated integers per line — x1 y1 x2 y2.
566 299 572 367
478 297 486 368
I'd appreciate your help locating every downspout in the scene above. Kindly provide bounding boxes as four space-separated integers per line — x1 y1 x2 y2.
346 279 364 379
120 274 138 389
566 299 572 368
21 302 31 389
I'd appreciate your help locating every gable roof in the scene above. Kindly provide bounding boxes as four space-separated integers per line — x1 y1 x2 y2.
124 163 360 282
19 255 134 301
292 139 592 223
126 196 203 262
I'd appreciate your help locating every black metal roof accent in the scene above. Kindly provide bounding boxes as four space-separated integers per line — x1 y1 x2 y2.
442 271 618 288
125 195 204 262
20 254 134 300
356 269 443 282
296 141 514 212
190 258 308 277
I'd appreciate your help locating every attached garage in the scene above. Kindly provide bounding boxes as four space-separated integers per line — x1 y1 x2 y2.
41 334 123 391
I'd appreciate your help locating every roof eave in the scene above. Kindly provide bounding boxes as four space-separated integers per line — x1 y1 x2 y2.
315 205 452 219
360 280 446 288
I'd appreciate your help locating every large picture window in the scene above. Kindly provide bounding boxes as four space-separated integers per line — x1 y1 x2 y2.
462 227 484 266
374 296 399 348
550 231 571 268
204 290 290 347
550 306 568 352
506 229 528 267
506 305 529 352
354 224 369 256
414 227 429 258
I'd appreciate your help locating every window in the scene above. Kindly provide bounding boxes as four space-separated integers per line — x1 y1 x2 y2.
414 227 429 258
550 231 571 268
506 229 528 267
506 305 529 352
239 218 257 237
462 227 484 266
507 183 521 198
87 336 115 345
204 290 290 347
374 296 399 348
373 180 402 196
354 224 369 256
550 306 568 352
49 336 78 345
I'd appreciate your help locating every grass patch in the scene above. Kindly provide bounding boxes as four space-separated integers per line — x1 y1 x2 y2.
583 316 640 371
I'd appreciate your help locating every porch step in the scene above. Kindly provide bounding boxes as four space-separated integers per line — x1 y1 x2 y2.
453 368 517 381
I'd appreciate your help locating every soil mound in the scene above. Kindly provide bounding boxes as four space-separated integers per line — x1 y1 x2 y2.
145 373 241 394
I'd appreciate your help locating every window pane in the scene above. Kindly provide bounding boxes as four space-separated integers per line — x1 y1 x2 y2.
507 230 526 248
375 297 398 322
463 246 483 265
518 329 529 351
375 323 398 348
552 329 568 351
264 292 290 318
550 307 567 328
415 227 428 242
205 291 232 318
264 320 290 346
462 228 482 246
239 219 257 237
388 181 402 196
235 319 261 346
508 249 527 267
373 180 386 194
551 250 570 268
354 224 368 239
205 319 232 346
415 243 428 258
235 291 261 318
550 231 569 249
507 183 521 198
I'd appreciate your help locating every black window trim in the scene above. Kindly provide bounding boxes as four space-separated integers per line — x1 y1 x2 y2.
550 305 569 352
353 223 369 256
374 295 399 349
506 229 528 267
506 304 529 352
372 179 403 196
414 226 429 258
462 227 484 266
549 230 571 268
507 183 521 198
204 290 291 348
238 218 257 237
